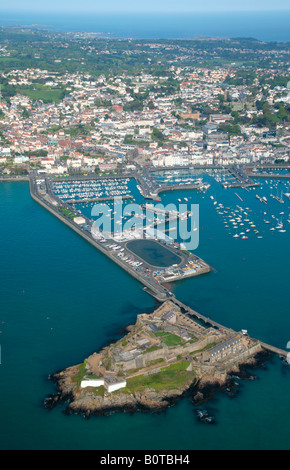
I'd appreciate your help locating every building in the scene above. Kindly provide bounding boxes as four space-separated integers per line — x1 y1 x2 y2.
104 377 127 393
80 379 104 388
162 311 177 324
80 376 127 393
73 216 86 225
99 163 117 172
206 336 243 363
209 114 233 124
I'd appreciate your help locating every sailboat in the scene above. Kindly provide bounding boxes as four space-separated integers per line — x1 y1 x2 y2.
271 187 284 204
276 215 283 230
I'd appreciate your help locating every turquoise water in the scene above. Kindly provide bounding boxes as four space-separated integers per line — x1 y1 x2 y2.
0 178 290 450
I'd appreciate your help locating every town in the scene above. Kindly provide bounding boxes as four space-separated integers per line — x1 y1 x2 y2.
0 29 289 177
1 27 290 418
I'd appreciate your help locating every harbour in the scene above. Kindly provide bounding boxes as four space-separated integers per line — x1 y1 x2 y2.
29 165 290 348
0 169 290 450
0 16 289 450
29 174 211 302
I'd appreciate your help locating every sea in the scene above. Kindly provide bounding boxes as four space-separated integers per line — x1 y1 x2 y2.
0 172 290 450
0 10 290 42
0 10 290 450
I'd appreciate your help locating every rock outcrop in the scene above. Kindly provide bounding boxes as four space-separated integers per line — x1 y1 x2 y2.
45 349 270 417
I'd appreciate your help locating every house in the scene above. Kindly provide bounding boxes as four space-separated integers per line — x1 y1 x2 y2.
209 114 233 124
206 336 243 363
99 163 117 172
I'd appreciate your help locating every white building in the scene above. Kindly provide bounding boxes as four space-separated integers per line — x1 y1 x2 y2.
73 216 86 225
80 377 126 393
104 377 127 393
80 379 104 388
14 156 30 164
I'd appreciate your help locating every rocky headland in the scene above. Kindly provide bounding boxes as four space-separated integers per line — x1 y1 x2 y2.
44 300 269 417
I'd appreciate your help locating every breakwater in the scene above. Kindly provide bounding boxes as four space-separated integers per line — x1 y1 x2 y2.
247 173 290 180
0 176 29 182
29 179 170 302
29 175 289 361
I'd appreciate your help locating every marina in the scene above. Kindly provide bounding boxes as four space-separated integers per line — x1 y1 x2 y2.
1 164 290 450
29 165 290 332
43 166 290 246
50 177 132 202
0 17 289 451
30 172 211 302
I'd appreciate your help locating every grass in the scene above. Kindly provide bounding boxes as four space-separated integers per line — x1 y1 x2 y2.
143 345 163 354
72 364 104 395
154 331 183 347
92 386 105 397
189 337 198 343
125 360 192 393
60 207 75 219
161 361 189 372
190 342 217 356
146 358 165 367
16 84 65 103
72 361 87 387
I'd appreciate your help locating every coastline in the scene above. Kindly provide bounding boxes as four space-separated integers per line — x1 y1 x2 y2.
45 349 271 418
1 170 289 448
44 301 270 418
2 175 287 422
1 11 290 42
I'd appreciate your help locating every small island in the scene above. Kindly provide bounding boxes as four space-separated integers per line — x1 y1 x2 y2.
46 300 267 416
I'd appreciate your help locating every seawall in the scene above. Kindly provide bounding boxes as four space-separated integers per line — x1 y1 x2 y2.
29 181 169 302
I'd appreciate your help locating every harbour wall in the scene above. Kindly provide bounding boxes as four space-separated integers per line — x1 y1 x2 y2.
0 176 29 182
29 182 169 302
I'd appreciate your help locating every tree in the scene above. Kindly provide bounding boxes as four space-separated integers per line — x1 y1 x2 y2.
152 127 164 142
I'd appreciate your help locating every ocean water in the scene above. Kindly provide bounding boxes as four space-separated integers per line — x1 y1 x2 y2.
1 11 290 42
0 176 290 450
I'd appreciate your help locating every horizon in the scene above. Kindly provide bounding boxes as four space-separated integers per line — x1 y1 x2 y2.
1 0 290 14
1 8 289 43
2 9 290 14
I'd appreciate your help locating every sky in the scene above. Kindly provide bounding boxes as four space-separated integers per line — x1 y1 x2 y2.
1 0 290 14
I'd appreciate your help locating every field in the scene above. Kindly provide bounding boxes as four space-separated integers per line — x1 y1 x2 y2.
154 331 184 346
125 360 192 392
60 207 76 219
16 84 66 103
